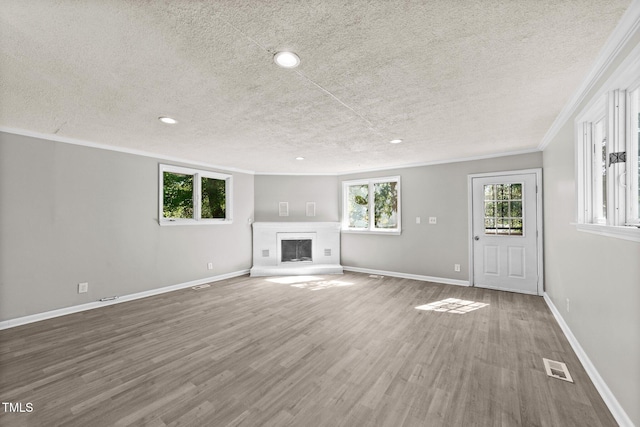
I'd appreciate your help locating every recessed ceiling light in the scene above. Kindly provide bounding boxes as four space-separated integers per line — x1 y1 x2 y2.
390 139 403 144
296 156 305 160
159 116 177 124
274 51 300 68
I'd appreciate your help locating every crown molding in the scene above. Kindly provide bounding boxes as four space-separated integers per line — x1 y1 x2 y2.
255 148 541 176
0 126 256 175
538 0 640 151
332 148 542 176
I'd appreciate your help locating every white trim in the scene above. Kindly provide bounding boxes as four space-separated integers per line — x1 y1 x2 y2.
538 0 640 150
343 266 469 287
0 270 249 330
573 222 640 242
467 168 544 295
255 148 541 176
341 229 402 236
543 293 634 427
0 127 255 175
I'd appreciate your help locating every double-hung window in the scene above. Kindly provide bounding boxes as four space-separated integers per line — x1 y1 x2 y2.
159 164 232 225
575 51 640 241
342 176 401 234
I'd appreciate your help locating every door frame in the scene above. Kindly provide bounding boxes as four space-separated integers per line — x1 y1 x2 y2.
467 168 544 295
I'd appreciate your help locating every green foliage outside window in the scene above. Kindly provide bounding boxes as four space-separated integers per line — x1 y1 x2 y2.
348 184 369 228
163 172 193 218
347 180 399 230
374 182 398 228
201 177 226 219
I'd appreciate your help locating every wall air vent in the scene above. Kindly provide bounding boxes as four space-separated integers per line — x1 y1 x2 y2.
543 358 573 383
262 249 270 257
324 248 331 256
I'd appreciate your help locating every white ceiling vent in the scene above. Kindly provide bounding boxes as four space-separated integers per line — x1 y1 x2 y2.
543 358 573 383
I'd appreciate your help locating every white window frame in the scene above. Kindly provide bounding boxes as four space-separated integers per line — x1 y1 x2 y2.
626 84 640 226
159 164 233 226
342 176 401 235
574 43 640 242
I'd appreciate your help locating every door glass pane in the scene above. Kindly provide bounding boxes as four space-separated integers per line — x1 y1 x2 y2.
483 183 523 236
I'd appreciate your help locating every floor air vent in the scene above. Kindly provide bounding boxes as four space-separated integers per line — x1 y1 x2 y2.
543 358 573 383
369 274 384 279
192 284 211 290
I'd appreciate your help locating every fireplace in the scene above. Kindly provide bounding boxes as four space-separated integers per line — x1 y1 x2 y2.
251 222 342 276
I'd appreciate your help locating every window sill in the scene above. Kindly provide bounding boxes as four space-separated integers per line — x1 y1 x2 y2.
160 220 233 226
341 229 402 236
572 223 640 242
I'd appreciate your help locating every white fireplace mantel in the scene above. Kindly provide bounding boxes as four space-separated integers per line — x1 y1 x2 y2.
250 222 343 277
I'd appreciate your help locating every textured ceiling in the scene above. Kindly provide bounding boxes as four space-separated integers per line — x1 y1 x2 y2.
0 1 631 173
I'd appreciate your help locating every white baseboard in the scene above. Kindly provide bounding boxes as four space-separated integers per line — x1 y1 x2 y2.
343 266 469 287
543 293 633 427
0 270 250 331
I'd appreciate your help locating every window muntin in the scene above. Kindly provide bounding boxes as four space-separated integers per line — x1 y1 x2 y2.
483 183 523 236
159 164 232 225
342 176 401 233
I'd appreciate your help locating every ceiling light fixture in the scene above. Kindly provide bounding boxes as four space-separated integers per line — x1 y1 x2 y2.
159 116 177 124
390 139 403 144
274 51 300 68
296 156 305 160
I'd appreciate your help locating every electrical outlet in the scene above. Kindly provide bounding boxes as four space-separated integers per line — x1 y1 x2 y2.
566 298 570 312
78 282 88 293
454 264 461 272
207 262 213 270
429 217 437 224
416 216 421 224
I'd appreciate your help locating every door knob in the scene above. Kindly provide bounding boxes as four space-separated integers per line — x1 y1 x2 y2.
474 236 480 241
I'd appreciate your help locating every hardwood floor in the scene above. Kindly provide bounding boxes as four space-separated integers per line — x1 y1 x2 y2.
0 272 616 426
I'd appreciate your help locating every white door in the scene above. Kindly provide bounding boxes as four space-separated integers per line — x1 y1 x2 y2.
471 172 541 295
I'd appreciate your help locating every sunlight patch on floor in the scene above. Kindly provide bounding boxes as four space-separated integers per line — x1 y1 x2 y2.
415 298 489 314
265 275 354 291
291 280 354 291
266 276 324 284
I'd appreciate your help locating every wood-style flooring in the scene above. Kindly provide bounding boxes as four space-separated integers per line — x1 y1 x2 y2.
0 272 616 426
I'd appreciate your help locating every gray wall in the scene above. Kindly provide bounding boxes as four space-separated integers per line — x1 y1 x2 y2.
254 175 339 222
0 132 254 321
338 152 543 279
542 29 640 425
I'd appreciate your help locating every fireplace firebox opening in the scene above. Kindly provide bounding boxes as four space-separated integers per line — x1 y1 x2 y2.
281 239 312 263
